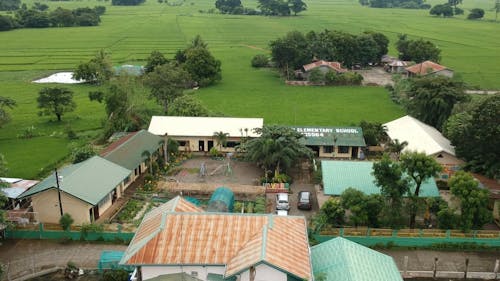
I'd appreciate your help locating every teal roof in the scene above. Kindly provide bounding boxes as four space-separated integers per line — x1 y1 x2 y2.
321 160 439 197
312 237 403 281
113 65 144 76
208 187 234 212
19 156 131 205
103 130 163 170
293 127 366 147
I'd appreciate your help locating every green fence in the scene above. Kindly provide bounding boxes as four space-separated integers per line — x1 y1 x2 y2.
5 223 134 242
314 228 500 247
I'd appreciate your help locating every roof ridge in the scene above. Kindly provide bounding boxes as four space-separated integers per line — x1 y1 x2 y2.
109 130 142 154
406 115 451 154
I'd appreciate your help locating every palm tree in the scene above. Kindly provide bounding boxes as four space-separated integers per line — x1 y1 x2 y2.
141 150 153 175
387 139 408 160
213 131 229 150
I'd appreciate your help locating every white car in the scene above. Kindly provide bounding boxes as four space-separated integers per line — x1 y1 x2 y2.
276 209 288 216
276 193 290 210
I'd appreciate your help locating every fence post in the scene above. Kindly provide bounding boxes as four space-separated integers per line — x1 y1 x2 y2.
366 227 370 237
446 229 451 239
117 224 122 234
39 223 44 239
339 228 344 237
392 229 398 237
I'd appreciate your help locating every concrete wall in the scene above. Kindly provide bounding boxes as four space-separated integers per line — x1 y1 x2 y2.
141 265 225 281
238 264 287 281
170 136 242 153
31 189 92 224
318 145 361 159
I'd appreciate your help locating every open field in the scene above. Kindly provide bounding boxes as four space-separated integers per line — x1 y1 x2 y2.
1 0 498 178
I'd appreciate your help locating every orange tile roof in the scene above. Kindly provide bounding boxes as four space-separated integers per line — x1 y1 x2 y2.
405 60 448 75
303 60 347 73
122 200 312 280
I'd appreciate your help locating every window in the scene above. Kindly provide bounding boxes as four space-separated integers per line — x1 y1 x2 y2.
191 271 198 277
98 193 111 208
123 176 131 185
226 141 239 148
338 146 349 154
179 141 187 146
323 146 333 153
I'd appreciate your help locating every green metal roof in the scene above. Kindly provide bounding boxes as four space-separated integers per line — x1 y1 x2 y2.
293 127 366 147
103 130 163 170
321 160 439 197
19 156 131 205
311 237 403 281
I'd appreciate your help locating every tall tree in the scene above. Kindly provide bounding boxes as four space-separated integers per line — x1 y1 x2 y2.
213 131 229 150
242 125 312 177
495 0 500 21
144 50 168 73
183 47 222 86
372 154 409 227
400 151 442 228
144 62 192 113
386 139 408 159
269 30 311 78
289 0 307 15
37 87 76 121
450 171 492 232
359 120 387 146
0 96 16 128
364 31 389 61
215 0 243 13
168 95 210 117
406 76 468 130
396 35 441 63
73 49 113 84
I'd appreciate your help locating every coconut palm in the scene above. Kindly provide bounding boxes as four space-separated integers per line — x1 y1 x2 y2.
213 131 229 149
387 139 408 160
141 150 153 175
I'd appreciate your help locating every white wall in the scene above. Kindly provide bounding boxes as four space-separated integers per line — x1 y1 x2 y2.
142 265 225 281
238 264 287 281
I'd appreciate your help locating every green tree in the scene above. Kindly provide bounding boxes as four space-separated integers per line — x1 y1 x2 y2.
0 154 8 227
144 50 168 73
356 34 379 66
495 0 500 21
242 125 313 177
340 188 369 227
213 131 229 149
450 171 492 232
37 87 76 121
396 35 441 63
144 62 192 113
269 30 311 78
215 0 243 13
73 49 113 84
386 139 408 159
72 145 96 164
289 0 307 15
359 121 387 146
183 47 221 86
445 95 500 178
467 8 485 19
447 0 461 8
406 76 468 130
168 95 210 117
372 154 409 227
59 213 74 231
363 31 389 62
0 96 16 128
430 4 454 16
0 0 20 10
400 151 442 228
0 15 15 31
320 197 345 226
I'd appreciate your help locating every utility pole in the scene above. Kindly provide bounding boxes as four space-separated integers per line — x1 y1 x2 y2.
55 168 63 216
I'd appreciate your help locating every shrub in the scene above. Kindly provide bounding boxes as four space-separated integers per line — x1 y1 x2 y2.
272 173 290 183
102 269 129 281
59 213 74 231
467 8 484 19
246 202 254 213
308 68 324 83
254 197 266 213
209 147 221 158
233 201 244 213
251 54 269 68
80 223 104 240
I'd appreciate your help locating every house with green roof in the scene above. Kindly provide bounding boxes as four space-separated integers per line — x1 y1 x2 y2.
19 156 132 224
293 127 366 159
321 160 440 197
101 129 164 183
312 237 403 281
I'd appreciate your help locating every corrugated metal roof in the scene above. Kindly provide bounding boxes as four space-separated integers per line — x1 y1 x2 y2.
383 115 455 156
102 130 163 170
312 237 403 281
293 127 366 147
122 205 312 280
405 61 448 75
148 116 263 138
19 156 131 205
321 160 439 197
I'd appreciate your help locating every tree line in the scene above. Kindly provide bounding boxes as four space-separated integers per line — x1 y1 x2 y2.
0 5 105 31
214 0 306 15
269 29 389 77
359 0 430 9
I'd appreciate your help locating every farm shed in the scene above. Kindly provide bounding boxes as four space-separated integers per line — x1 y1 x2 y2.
321 160 439 197
312 237 403 281
293 126 366 159
405 61 454 78
207 187 234 212
148 116 263 153
98 251 134 272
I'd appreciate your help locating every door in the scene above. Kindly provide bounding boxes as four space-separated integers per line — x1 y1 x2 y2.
208 140 214 151
351 147 359 159
198 140 205 152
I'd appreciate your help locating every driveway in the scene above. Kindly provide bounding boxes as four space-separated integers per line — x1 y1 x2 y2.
267 183 318 221
355 67 394 86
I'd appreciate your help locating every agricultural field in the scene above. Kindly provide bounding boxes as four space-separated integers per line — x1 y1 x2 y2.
0 0 498 178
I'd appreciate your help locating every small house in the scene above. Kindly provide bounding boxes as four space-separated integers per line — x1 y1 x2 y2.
18 156 132 224
297 60 348 80
386 60 411 73
405 61 454 78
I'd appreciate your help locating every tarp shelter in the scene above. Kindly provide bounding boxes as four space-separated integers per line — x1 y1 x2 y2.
98 251 134 272
113 65 144 76
185 196 201 206
207 187 234 212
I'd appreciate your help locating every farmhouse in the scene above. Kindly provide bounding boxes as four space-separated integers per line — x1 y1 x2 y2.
386 60 411 73
405 61 454 78
293 126 366 159
121 197 312 281
101 129 165 182
312 237 403 281
0 177 38 210
18 156 132 224
296 60 348 80
321 160 440 196
148 116 263 153
383 115 463 179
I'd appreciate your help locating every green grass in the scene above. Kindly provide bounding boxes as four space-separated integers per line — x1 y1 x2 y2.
1 0 498 178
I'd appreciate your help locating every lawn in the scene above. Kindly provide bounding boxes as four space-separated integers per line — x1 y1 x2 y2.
1 0 498 178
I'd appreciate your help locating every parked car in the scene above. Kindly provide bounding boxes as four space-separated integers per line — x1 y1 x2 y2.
276 209 288 216
276 193 290 210
297 191 312 210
